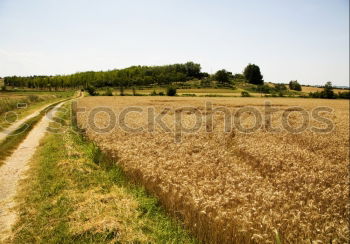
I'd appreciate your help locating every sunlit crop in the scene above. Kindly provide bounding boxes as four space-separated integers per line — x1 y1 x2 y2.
76 96 349 243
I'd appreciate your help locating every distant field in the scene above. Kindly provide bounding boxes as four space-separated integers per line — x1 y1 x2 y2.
77 96 349 243
97 83 350 97
301 85 349 93
178 88 249 96
108 86 349 96
178 88 240 93
102 88 261 97
119 88 242 94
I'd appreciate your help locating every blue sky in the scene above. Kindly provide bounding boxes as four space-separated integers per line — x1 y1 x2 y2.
0 0 348 86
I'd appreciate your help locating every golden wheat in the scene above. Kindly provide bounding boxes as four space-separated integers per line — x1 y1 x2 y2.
76 96 349 243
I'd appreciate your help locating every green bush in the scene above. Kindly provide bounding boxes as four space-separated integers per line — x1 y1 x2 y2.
289 80 302 91
241 91 251 97
337 92 350 99
87 86 97 96
166 86 177 96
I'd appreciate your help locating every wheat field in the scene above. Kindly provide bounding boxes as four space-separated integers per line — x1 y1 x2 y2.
76 96 349 243
301 86 349 94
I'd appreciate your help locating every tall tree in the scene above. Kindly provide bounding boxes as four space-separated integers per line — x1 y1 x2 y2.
214 69 231 84
243 64 264 85
184 62 201 79
323 81 334 99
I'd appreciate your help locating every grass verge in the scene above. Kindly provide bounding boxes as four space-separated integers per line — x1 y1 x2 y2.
9 102 196 243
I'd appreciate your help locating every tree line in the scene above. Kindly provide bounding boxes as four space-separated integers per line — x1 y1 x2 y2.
4 62 206 90
4 62 267 90
4 62 349 99
213 64 264 85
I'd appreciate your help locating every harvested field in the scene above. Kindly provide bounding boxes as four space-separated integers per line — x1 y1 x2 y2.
101 88 260 97
76 96 349 243
301 86 349 94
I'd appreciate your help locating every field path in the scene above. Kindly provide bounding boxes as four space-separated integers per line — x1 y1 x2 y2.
0 102 65 241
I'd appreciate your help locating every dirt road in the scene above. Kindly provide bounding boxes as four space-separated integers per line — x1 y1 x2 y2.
0 102 64 241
